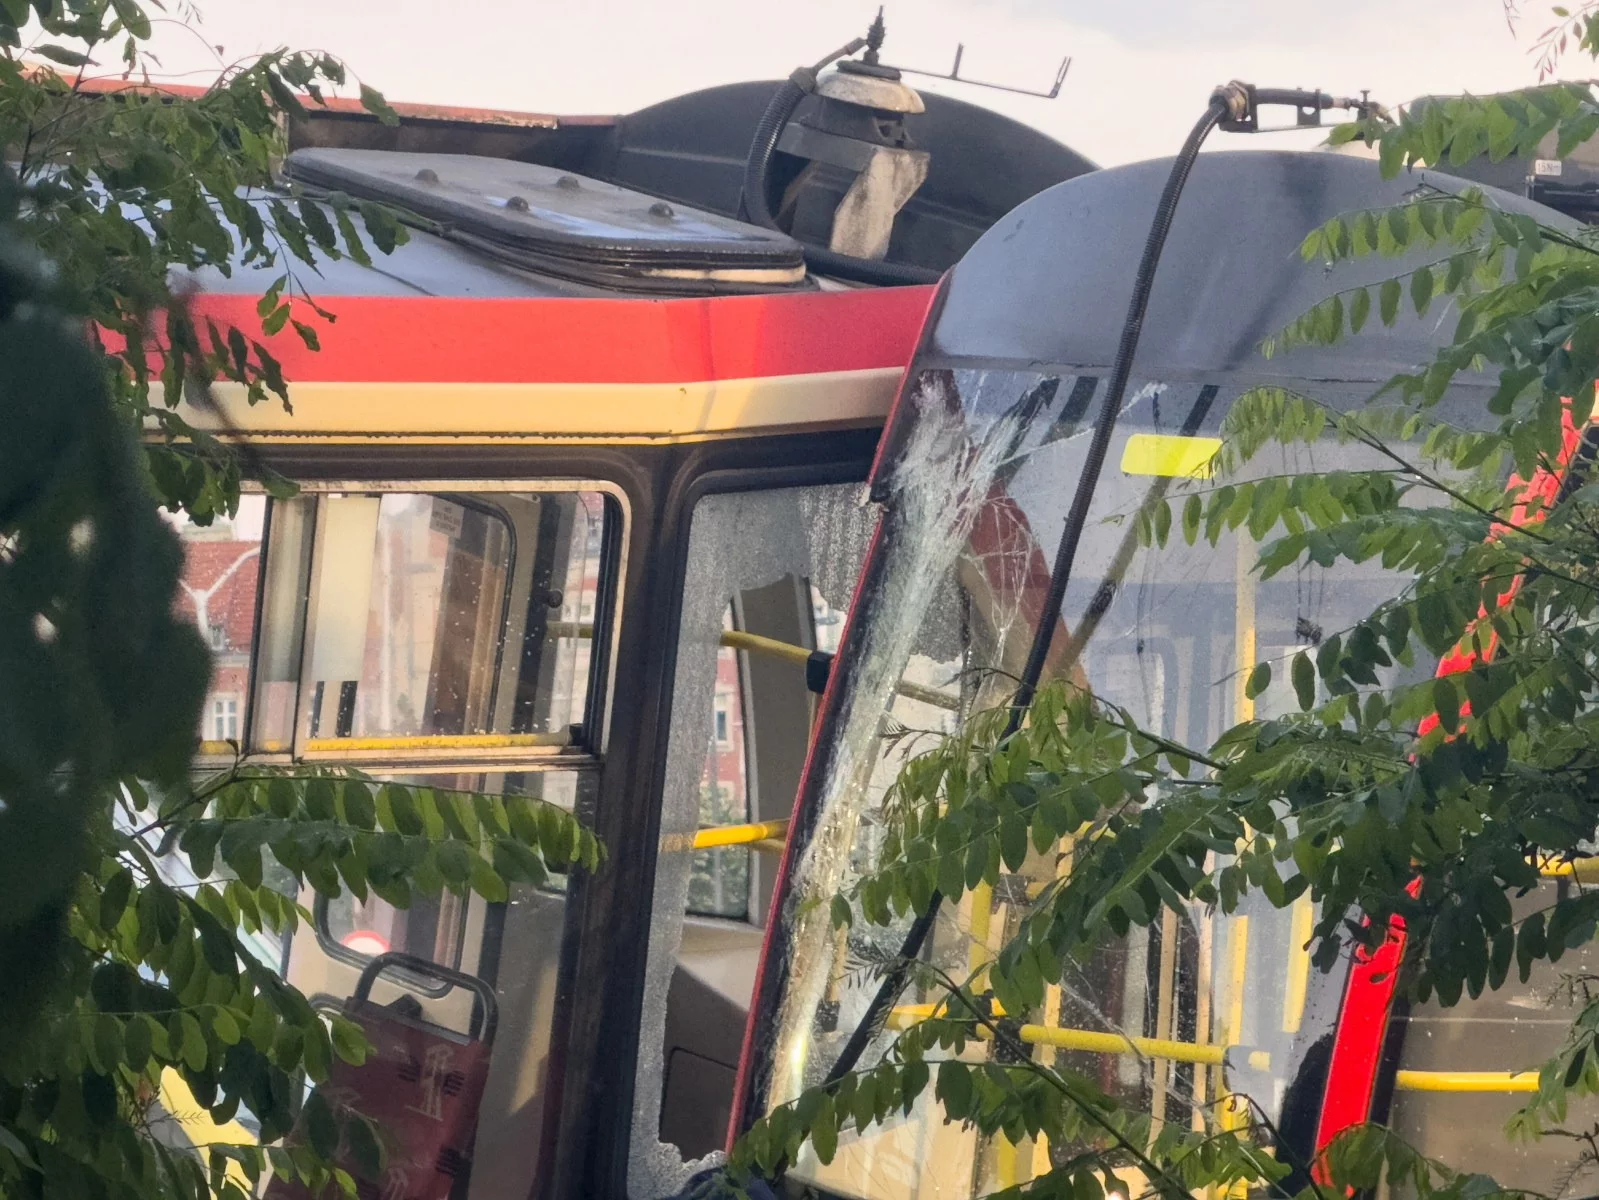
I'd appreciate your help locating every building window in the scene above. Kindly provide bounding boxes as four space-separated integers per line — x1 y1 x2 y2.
210 696 240 741
714 705 731 746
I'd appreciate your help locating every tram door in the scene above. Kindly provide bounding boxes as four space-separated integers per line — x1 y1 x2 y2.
174 481 620 1199
169 472 883 1200
627 480 878 1199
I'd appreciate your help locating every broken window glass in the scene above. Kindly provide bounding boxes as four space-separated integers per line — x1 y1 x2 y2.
755 369 1440 1198
628 482 877 1198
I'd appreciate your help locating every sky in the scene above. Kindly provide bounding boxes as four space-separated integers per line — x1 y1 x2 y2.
138 0 1561 166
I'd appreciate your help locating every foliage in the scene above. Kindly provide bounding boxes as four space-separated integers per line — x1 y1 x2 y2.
0 0 407 523
728 59 1599 1200
0 7 608 1200
1504 0 1599 77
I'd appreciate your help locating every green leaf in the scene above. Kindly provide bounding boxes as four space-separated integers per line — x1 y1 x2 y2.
1411 265 1435 315
1182 493 1202 543
1379 277 1402 325
1350 286 1371 334
1432 677 1461 733
303 1089 339 1160
1245 662 1271 701
329 1015 370 1066
211 1007 241 1046
0 1124 39 1171
469 854 509 903
99 867 134 930
936 1060 972 1120
346 1115 383 1177
110 0 152 38
830 894 853 930
124 1014 153 1070
34 44 93 66
811 1094 838 1164
94 1014 124 1073
359 83 400 127
1292 651 1316 712
178 1011 207 1071
298 200 339 254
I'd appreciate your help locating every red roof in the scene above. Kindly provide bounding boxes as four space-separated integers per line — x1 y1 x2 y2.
26 64 617 129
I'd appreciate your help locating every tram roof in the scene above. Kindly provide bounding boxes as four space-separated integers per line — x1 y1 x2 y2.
929 149 1575 390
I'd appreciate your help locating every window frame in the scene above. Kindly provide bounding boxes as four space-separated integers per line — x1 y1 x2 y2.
210 695 241 742
216 478 629 774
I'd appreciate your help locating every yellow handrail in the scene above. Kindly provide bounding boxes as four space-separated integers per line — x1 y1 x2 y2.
690 819 789 850
1394 1070 1539 1093
545 621 961 711
888 1005 1269 1070
721 629 811 666
892 1008 1543 1089
1540 857 1599 883
304 731 571 753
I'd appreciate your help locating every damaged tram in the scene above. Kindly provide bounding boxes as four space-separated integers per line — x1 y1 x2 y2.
155 36 1599 1200
725 148 1599 1198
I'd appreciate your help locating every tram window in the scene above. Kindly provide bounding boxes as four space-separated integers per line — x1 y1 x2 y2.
253 495 315 752
762 371 1440 1198
321 887 468 969
630 483 877 1197
238 488 613 755
309 767 586 972
171 494 266 753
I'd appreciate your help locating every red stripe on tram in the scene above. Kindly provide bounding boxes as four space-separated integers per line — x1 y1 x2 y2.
137 286 936 386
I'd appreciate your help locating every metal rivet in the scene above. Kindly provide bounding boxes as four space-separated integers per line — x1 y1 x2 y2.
415 168 440 183
648 201 674 218
555 174 581 190
506 195 530 212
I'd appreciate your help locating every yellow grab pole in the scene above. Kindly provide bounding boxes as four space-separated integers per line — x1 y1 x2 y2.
888 1004 1270 1069
687 819 789 851
1394 1070 1539 1093
304 730 571 753
545 622 960 711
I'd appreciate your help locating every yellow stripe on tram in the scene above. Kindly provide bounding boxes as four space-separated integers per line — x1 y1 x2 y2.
1120 433 1223 478
1282 894 1315 1035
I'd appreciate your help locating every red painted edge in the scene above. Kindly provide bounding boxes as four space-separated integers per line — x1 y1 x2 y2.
159 288 934 386
1313 906 1409 1177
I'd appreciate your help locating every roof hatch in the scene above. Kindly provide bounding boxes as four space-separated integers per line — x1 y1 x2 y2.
284 148 808 294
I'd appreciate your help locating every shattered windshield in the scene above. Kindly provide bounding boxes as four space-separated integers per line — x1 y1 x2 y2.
759 365 1423 1199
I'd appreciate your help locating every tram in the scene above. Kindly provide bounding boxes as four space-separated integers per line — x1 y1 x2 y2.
155 28 1090 1200
153 35 1599 1200
726 136 1599 1199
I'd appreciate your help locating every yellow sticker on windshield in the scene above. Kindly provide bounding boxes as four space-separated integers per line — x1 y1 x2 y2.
1120 433 1222 478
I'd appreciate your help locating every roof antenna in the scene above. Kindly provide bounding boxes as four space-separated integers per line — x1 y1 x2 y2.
878 11 1072 101
863 6 886 65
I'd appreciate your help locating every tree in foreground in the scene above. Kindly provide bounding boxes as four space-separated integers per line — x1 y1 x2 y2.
731 33 1599 1200
0 4 599 1198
